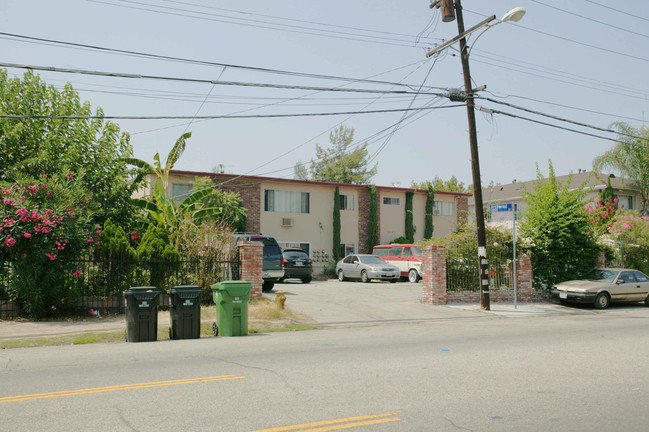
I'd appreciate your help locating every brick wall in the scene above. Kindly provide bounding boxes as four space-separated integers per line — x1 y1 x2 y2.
220 181 261 233
422 248 539 304
238 240 263 299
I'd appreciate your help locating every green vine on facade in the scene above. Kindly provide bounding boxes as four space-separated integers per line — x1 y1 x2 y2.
405 191 414 243
333 186 341 262
424 185 434 239
367 185 378 252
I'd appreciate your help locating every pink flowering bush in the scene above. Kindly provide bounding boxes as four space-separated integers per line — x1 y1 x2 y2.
607 210 649 274
0 173 100 317
586 197 618 237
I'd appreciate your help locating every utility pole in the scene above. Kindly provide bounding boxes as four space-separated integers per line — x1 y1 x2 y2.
444 0 491 310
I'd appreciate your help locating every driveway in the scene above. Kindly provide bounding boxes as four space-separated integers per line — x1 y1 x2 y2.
267 279 476 327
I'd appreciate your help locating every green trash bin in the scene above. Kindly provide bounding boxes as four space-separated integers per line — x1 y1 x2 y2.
210 281 251 337
169 285 203 340
124 287 160 342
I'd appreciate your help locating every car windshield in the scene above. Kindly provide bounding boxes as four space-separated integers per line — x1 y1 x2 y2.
284 251 308 259
359 255 387 265
583 269 618 282
412 247 422 256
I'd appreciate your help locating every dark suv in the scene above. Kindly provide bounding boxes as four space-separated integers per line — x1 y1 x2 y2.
280 249 313 284
233 234 284 292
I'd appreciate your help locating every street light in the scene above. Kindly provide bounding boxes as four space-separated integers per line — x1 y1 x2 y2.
427 1 525 310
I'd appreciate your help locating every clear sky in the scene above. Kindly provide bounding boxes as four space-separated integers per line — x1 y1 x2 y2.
1 0 648 189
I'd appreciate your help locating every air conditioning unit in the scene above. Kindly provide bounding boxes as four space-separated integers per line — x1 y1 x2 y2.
281 218 294 227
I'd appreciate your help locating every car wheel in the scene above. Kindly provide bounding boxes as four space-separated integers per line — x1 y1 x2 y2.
361 270 370 283
262 281 274 292
301 276 312 284
408 269 420 283
338 270 345 282
594 292 610 309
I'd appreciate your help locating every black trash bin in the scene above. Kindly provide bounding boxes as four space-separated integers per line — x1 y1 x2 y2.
124 286 160 342
168 285 203 340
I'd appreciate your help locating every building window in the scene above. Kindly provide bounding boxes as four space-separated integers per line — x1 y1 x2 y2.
339 194 355 210
618 194 634 210
264 190 310 214
340 243 355 257
383 197 400 205
433 201 455 216
171 183 193 201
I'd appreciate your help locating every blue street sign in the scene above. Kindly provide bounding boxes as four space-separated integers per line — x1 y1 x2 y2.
490 203 513 212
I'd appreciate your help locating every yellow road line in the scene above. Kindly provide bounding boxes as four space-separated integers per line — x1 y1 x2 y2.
250 413 400 432
0 375 245 404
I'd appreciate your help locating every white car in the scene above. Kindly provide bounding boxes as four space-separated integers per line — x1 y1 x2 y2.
335 254 400 283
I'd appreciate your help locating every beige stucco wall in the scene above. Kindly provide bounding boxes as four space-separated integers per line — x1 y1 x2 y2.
379 191 405 244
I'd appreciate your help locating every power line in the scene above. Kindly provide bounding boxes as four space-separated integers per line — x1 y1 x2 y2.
583 0 649 23
0 104 463 120
531 0 649 40
88 0 436 49
0 31 443 91
464 8 649 64
0 62 446 96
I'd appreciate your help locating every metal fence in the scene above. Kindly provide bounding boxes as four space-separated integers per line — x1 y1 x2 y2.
0 256 239 319
446 238 514 291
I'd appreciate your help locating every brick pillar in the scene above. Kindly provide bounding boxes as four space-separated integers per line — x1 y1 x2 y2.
422 245 447 305
238 241 263 299
516 252 533 302
456 196 468 226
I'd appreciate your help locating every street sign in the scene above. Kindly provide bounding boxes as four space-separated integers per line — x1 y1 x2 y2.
490 203 513 212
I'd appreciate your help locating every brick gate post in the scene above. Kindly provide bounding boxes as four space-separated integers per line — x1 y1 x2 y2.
516 252 533 302
238 240 263 299
422 245 447 305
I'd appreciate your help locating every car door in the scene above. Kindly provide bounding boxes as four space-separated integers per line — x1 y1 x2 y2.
348 255 362 279
631 271 649 300
613 271 638 301
388 247 405 276
403 247 414 273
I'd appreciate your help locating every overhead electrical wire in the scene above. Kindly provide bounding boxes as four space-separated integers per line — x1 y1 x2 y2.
464 8 649 64
0 31 443 91
583 0 649 23
88 0 438 49
530 0 649 40
0 104 462 120
0 61 446 96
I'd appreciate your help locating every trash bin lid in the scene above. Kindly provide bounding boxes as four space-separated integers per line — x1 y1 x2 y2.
169 285 203 298
211 280 252 297
124 286 160 300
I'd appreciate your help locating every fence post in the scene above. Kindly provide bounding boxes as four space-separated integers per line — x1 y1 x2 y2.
237 240 263 299
422 245 447 305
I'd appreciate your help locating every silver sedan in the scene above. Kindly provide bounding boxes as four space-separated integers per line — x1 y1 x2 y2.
335 254 400 283
552 268 649 309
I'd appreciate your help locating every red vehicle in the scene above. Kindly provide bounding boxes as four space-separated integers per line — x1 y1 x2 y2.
372 244 422 282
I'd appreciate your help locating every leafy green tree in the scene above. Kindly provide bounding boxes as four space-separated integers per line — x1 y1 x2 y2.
333 187 341 262
405 192 414 243
94 219 137 296
519 162 599 289
367 185 378 252
424 186 434 239
127 133 239 250
412 176 472 194
293 161 309 180
593 122 649 215
136 224 181 291
192 177 247 233
0 70 139 228
296 126 377 184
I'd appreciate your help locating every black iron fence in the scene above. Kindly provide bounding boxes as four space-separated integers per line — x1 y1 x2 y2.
446 238 514 292
0 256 239 319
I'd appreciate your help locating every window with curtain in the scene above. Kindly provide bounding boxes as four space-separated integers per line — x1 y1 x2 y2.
433 201 455 216
264 190 310 213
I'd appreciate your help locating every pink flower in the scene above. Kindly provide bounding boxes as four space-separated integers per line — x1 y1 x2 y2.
73 270 82 277
23 232 31 238
87 237 94 243
2 198 10 205
65 173 74 179
46 253 57 261
4 236 16 247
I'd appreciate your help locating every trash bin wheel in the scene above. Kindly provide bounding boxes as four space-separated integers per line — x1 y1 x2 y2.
212 322 219 336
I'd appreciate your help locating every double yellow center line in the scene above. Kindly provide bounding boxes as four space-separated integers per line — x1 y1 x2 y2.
250 412 401 432
0 375 245 404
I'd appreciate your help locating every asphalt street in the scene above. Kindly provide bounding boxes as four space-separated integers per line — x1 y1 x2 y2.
1 280 649 431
